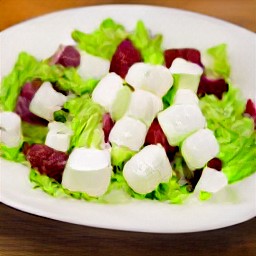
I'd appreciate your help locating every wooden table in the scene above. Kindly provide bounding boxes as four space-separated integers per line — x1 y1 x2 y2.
0 1 255 255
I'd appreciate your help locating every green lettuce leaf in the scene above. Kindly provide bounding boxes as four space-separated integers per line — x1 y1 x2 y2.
63 94 104 149
129 20 164 64
200 84 256 183
204 43 231 80
21 122 48 144
111 145 136 169
0 143 26 163
72 18 128 60
0 52 97 112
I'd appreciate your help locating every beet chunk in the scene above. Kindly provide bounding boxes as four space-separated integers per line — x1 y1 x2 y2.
26 144 69 182
109 39 142 78
164 48 203 68
15 81 48 126
102 113 115 143
207 157 222 171
145 118 177 161
244 99 256 128
49 45 80 68
197 75 228 99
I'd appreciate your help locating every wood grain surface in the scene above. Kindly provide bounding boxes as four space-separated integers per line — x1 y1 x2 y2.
0 1 256 255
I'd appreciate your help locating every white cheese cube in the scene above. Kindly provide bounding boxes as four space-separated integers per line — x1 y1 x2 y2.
169 58 203 93
195 167 228 193
125 62 173 97
181 128 219 170
123 144 172 194
157 104 206 146
173 89 199 105
0 112 22 147
45 122 73 152
62 147 112 197
92 72 124 113
125 90 163 127
29 82 67 121
78 51 110 80
109 116 147 151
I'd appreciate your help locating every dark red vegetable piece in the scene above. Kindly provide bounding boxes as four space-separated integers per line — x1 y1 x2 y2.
207 157 222 171
164 48 203 68
26 144 69 182
102 113 115 143
109 39 142 78
244 99 256 128
145 118 178 161
50 45 80 68
197 75 228 99
15 81 48 126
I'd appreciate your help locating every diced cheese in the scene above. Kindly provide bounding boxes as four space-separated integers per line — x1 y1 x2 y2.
123 144 172 194
195 167 228 193
169 58 203 93
125 62 173 97
125 89 163 127
0 112 22 147
157 104 206 146
173 89 199 105
45 121 73 152
29 82 67 121
92 72 124 114
62 147 112 197
78 51 110 80
109 116 147 151
181 128 219 170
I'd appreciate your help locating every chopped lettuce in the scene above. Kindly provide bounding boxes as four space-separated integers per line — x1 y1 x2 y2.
0 52 97 112
200 84 256 183
0 143 26 163
204 43 231 80
111 145 136 168
63 94 104 149
129 20 164 65
72 18 128 60
21 122 48 144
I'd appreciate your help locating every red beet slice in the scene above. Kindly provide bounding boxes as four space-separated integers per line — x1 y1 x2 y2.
244 99 256 128
164 48 203 68
50 45 80 68
26 144 69 182
197 75 228 99
207 157 222 171
15 81 48 126
102 113 115 143
145 118 177 161
109 39 142 78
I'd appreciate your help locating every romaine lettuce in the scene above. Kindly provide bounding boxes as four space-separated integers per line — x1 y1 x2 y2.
72 18 128 60
200 85 256 183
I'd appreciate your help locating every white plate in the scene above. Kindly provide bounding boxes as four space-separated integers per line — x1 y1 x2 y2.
0 5 255 233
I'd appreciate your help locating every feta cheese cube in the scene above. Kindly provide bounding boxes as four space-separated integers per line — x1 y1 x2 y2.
123 144 172 194
0 112 22 147
78 51 110 80
157 104 206 146
181 128 219 170
92 72 124 114
169 58 203 93
45 122 73 152
125 62 173 97
125 89 163 127
62 147 112 197
173 89 199 105
109 116 147 151
195 167 228 193
29 82 67 121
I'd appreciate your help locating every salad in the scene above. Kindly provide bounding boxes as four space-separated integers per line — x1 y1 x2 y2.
0 18 255 205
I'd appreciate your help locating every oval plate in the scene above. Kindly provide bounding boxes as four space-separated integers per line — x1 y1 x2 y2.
1 5 255 233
